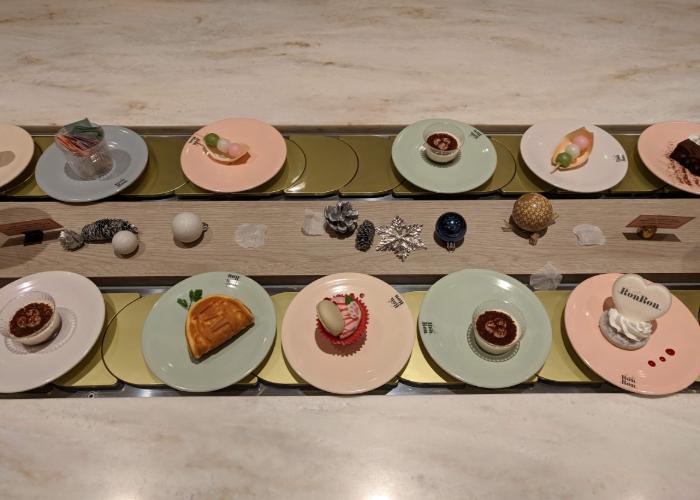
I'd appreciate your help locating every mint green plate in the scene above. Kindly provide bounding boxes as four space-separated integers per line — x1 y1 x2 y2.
419 269 552 388
142 272 275 392
391 119 497 193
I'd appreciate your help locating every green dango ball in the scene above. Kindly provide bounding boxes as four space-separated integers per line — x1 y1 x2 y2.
555 152 572 167
204 133 220 148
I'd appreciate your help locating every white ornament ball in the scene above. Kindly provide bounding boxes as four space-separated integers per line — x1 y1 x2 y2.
172 212 204 243
112 230 138 255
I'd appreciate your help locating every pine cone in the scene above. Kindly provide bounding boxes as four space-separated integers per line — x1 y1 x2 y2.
355 220 375 251
324 201 359 235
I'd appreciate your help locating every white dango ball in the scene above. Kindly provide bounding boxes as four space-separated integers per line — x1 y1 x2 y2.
172 212 205 243
565 143 581 159
112 230 138 255
216 138 231 153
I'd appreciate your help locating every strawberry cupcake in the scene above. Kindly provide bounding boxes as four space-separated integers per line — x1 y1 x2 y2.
315 293 368 346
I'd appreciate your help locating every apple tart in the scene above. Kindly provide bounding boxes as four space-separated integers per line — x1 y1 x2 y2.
185 294 254 359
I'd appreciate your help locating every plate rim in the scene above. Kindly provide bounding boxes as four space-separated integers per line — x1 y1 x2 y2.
418 268 553 389
35 125 148 203
391 118 497 194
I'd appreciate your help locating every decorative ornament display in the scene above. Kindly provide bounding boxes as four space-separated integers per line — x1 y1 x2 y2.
504 194 558 246
171 212 208 243
324 201 359 235
200 132 249 163
59 219 138 251
111 230 139 255
636 226 658 240
551 127 594 172
434 212 467 251
355 220 375 251
376 216 426 261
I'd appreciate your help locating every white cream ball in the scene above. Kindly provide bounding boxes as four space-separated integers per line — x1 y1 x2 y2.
216 138 231 153
112 230 138 255
172 212 204 243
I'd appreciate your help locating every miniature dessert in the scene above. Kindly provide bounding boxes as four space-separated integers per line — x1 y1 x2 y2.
185 294 255 359
598 274 672 351
201 132 249 163
669 135 700 176
473 309 522 355
316 293 368 346
422 122 465 164
0 291 61 346
551 127 594 171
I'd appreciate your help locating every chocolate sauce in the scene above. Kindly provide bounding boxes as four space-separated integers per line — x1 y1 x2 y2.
475 310 517 346
9 302 53 337
427 133 459 152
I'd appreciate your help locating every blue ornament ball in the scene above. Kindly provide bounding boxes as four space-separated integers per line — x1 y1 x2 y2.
435 212 467 244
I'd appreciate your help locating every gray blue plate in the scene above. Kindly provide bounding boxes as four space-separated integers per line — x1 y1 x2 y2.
419 268 552 388
392 119 497 193
36 125 148 202
142 272 276 392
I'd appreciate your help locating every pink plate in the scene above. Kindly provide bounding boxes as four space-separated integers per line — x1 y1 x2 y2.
281 273 415 394
181 118 286 193
565 273 700 395
638 121 700 195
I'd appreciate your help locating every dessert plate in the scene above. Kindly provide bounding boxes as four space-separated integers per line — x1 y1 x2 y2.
419 269 552 389
281 273 414 394
520 119 628 193
142 272 275 392
181 118 287 193
0 271 105 393
0 124 34 191
638 121 700 195
36 125 148 202
565 273 700 395
391 119 497 193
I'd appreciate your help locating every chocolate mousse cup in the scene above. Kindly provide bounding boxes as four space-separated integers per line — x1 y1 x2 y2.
471 299 526 355
423 122 465 164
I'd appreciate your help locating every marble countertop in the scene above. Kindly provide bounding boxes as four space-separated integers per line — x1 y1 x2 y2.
1 394 699 499
1 0 699 127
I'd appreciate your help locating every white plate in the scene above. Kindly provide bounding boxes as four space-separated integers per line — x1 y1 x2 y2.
520 119 628 193
36 126 148 202
0 271 105 393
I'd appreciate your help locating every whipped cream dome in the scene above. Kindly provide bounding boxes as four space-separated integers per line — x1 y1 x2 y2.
607 308 652 342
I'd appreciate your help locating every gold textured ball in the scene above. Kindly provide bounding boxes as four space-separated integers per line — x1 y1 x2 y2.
511 193 554 232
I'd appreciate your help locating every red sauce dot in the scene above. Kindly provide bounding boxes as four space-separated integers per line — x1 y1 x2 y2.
659 357 666 362
648 360 656 367
665 348 675 356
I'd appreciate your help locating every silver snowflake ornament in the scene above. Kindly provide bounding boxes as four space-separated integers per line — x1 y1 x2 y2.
376 216 426 261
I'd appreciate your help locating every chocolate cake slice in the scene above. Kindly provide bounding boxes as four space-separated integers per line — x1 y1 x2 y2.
669 138 700 176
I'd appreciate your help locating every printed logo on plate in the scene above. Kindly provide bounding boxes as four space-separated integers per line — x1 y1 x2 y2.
421 321 434 335
612 274 672 322
388 294 404 308
225 274 240 288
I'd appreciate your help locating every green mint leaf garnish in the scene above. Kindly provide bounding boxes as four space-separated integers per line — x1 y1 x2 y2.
345 295 353 305
189 289 195 302
193 289 203 302
177 298 188 310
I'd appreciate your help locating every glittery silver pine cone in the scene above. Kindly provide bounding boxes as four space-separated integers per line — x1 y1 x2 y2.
324 201 359 235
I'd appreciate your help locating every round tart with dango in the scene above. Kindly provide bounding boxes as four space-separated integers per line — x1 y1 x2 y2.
315 293 369 346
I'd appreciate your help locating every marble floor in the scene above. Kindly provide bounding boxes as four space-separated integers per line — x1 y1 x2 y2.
1 394 700 500
0 0 698 126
